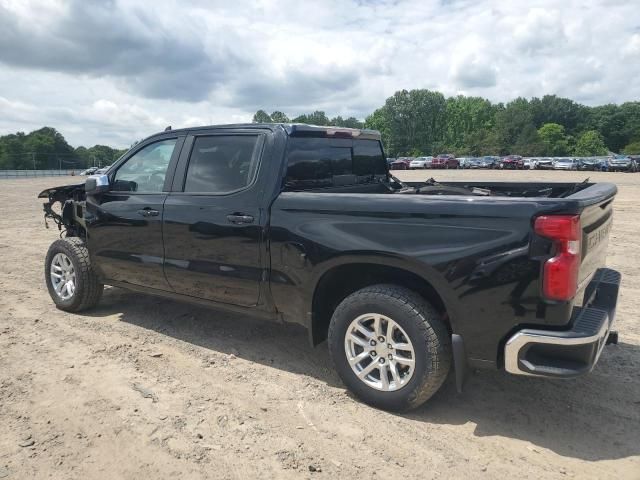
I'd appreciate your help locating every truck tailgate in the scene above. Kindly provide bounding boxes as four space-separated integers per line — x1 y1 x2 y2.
575 185 616 290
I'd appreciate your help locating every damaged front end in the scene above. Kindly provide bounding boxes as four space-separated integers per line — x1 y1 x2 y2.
38 183 87 238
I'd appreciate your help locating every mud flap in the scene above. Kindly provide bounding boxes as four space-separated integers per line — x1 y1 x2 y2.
452 334 467 393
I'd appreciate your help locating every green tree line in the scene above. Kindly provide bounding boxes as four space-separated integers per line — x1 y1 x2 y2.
252 110 365 130
254 92 640 157
4 91 639 170
0 127 128 170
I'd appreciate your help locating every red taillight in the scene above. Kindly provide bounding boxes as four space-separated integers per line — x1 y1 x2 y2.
534 215 581 301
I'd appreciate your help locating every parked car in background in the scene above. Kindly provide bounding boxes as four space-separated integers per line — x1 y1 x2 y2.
409 156 433 169
607 155 637 172
431 154 459 169
466 157 483 169
457 157 472 169
523 158 537 170
577 158 607 171
576 158 589 170
500 155 524 169
535 158 554 170
482 156 499 168
553 158 578 170
389 158 410 170
467 156 498 169
79 167 99 176
94 165 112 175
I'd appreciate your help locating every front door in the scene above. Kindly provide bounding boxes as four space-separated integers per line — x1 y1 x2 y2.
86 137 182 291
163 131 266 306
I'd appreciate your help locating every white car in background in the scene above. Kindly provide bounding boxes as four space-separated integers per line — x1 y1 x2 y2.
457 157 472 169
79 167 99 176
94 165 113 175
409 156 433 169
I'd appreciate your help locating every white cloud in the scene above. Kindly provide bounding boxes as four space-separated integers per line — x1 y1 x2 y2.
449 35 498 89
624 33 640 57
511 8 566 53
0 0 638 147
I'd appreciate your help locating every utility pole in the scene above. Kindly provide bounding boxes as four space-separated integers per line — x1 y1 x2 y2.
32 152 36 170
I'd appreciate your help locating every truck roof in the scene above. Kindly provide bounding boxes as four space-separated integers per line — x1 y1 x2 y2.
146 123 381 141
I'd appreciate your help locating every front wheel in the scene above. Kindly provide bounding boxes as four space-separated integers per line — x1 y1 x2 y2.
45 237 103 312
328 284 451 411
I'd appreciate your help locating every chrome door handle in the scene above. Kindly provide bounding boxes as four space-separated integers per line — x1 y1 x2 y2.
137 208 159 217
226 214 254 224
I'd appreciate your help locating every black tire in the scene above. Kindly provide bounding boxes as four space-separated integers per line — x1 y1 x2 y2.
328 284 451 411
45 237 103 312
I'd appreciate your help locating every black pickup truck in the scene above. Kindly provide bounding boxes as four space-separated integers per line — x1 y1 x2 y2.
39 124 621 411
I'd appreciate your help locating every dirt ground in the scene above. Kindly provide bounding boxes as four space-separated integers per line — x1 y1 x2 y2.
0 170 638 480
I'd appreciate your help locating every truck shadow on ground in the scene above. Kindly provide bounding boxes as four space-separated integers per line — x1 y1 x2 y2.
91 288 640 463
412 348 640 462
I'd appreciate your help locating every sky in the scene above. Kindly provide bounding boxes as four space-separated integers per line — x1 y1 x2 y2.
0 0 639 148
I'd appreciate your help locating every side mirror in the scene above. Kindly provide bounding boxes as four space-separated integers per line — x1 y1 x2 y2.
85 174 110 195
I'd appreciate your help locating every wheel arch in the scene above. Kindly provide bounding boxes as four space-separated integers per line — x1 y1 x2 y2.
307 256 458 346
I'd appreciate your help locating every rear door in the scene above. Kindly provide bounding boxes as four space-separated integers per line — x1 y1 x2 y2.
86 136 183 290
162 129 267 306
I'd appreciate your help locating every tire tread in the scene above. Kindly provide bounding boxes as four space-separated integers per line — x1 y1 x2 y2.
45 237 103 312
328 284 451 411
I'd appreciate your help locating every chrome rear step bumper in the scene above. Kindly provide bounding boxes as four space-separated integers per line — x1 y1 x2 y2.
504 268 621 378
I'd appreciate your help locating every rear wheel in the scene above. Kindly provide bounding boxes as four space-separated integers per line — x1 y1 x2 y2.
328 284 451 411
45 237 103 312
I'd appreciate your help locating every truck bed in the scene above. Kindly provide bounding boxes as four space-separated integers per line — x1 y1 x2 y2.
402 180 591 198
295 177 609 202
271 178 617 365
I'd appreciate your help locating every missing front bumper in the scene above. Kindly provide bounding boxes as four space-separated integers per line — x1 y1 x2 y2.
504 268 621 378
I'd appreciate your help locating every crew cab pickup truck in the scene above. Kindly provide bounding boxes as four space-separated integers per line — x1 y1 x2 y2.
39 123 621 411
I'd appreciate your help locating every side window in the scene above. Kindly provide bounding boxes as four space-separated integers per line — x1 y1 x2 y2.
183 135 263 193
284 138 386 191
353 140 387 176
112 139 177 193
284 138 353 190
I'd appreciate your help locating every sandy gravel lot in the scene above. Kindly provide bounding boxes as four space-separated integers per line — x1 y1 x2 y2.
0 170 638 479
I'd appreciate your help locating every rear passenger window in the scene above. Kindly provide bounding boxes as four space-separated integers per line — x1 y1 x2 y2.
284 138 387 191
184 135 262 193
353 140 387 176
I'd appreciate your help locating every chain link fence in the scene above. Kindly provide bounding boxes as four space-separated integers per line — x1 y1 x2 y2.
0 169 79 178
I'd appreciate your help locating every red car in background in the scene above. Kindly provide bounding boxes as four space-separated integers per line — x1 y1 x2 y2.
500 155 524 169
431 154 459 169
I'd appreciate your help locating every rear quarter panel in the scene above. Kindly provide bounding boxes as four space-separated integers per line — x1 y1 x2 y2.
269 192 582 365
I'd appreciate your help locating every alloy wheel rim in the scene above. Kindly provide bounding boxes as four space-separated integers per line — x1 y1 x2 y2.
50 252 76 300
344 313 416 392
